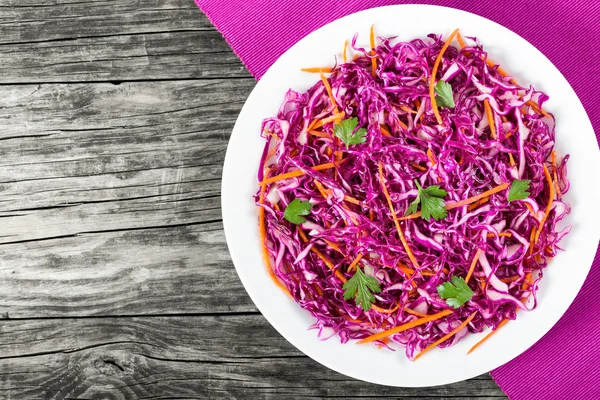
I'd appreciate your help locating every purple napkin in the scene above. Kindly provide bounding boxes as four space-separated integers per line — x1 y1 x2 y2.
197 0 600 397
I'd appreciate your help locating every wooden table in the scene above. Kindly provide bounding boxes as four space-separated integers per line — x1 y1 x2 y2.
0 1 508 398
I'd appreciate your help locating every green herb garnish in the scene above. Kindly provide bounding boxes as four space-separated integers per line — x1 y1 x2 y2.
283 199 313 224
334 117 367 148
507 179 531 202
437 276 474 308
435 80 455 108
405 180 448 221
343 267 381 312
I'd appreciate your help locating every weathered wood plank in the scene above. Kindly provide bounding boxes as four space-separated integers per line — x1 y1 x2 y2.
0 0 210 44
0 79 254 244
0 221 257 317
0 27 250 82
0 315 507 399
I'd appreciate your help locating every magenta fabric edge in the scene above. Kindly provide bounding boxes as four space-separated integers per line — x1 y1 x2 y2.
194 0 261 79
193 1 600 397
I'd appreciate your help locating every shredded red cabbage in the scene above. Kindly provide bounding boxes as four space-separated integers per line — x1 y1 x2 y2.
255 32 570 359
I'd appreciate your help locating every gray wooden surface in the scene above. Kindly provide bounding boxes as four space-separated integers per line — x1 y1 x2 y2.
0 1 508 398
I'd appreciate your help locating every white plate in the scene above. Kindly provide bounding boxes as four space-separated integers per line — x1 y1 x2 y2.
222 5 600 387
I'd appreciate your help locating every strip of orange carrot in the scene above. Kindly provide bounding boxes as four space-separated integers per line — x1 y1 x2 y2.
400 105 418 114
371 304 400 314
467 196 489 211
320 72 339 114
413 312 477 361
370 24 377 77
465 249 483 283
484 99 497 139
400 183 510 220
260 161 342 186
343 39 348 63
378 162 421 270
411 163 427 171
404 308 429 317
312 111 346 129
298 229 347 283
347 253 363 272
430 29 460 125
427 148 437 166
486 232 512 238
534 165 554 244
301 67 334 73
358 309 454 344
467 318 509 354
380 125 392 137
308 130 331 138
259 171 292 298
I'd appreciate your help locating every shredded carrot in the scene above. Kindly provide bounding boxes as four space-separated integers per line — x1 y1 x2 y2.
308 129 330 138
430 29 460 125
369 209 374 221
358 309 454 344
467 196 489 211
371 304 400 314
370 24 377 77
508 153 515 167
398 263 414 277
298 229 347 283
404 308 429 317
467 318 508 355
380 125 392 137
378 162 421 270
484 99 496 139
465 249 482 283
524 202 535 216
400 105 418 114
551 151 557 167
396 263 418 289
259 172 292 298
411 163 427 172
522 272 533 291
499 275 521 283
320 72 338 114
528 227 536 256
323 239 342 253
395 114 408 130
314 179 363 206
427 148 437 166
504 132 513 141
343 39 348 63
314 179 331 198
347 253 363 272
400 182 510 220
414 98 421 110
312 111 345 129
266 145 278 160
486 232 512 238
534 165 554 244
456 32 467 50
301 67 334 73
260 161 340 185
414 312 477 361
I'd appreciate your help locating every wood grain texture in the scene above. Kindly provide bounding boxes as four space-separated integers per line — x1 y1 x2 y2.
0 315 506 399
0 1 507 398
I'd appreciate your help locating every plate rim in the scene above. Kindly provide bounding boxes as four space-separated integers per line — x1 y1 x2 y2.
221 4 600 387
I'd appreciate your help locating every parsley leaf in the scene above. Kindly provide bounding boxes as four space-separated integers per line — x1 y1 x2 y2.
404 180 448 221
343 266 381 312
437 276 474 308
283 199 313 224
507 179 531 202
334 117 367 148
434 80 455 108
